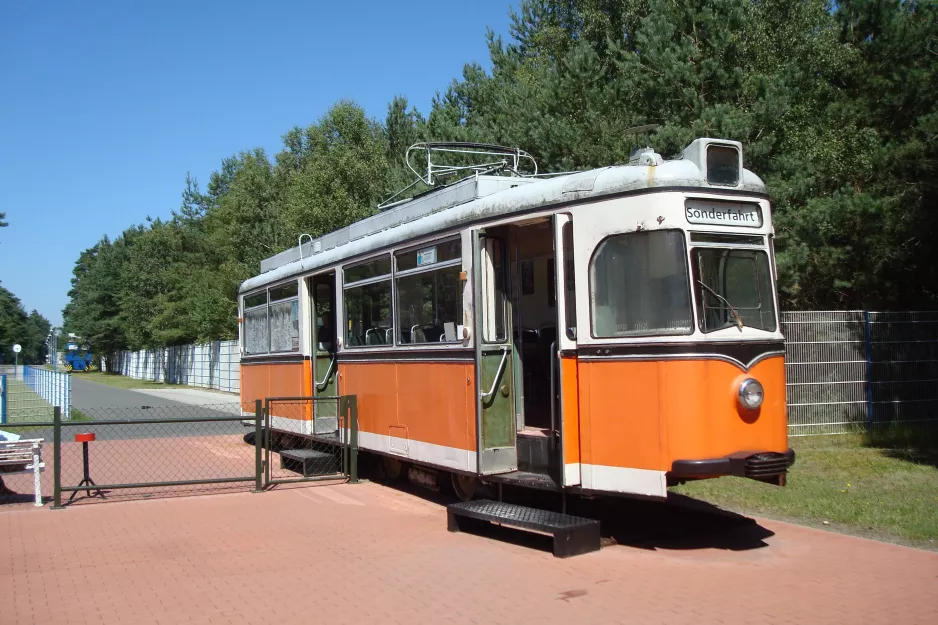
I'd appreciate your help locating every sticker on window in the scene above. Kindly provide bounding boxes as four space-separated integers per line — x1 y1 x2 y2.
416 247 437 266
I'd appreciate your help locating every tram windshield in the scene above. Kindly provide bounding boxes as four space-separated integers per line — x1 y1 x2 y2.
589 230 693 337
692 247 777 332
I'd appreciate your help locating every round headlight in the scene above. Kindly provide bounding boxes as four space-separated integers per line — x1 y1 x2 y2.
738 378 764 410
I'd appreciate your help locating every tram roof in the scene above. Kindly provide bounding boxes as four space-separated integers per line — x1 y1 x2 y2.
239 138 767 295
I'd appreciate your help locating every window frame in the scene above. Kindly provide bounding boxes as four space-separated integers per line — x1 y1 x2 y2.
393 236 463 347
690 246 779 334
241 279 301 356
342 253 394 349
587 228 695 340
479 235 509 344
706 145 741 187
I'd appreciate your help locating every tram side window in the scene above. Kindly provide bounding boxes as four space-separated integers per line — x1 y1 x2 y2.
395 239 462 344
344 255 393 347
243 292 269 355
589 230 693 337
269 283 299 352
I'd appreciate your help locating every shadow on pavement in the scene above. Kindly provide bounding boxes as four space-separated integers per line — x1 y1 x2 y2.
358 457 773 554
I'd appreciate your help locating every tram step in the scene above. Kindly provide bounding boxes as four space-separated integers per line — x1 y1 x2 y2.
447 499 601 558
517 431 550 473
279 448 337 477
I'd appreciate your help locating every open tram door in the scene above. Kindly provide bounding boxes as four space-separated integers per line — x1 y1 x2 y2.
309 271 338 432
472 230 518 475
553 213 581 487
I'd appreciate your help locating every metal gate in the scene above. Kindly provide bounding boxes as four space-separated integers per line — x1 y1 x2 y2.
262 396 358 487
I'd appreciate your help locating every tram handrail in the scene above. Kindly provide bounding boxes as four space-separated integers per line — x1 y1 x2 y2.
315 354 337 392
480 346 510 402
549 341 557 442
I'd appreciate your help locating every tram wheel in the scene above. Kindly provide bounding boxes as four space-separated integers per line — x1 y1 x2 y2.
382 456 407 482
450 473 477 502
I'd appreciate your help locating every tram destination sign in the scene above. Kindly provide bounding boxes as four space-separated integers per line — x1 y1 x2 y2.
685 200 762 227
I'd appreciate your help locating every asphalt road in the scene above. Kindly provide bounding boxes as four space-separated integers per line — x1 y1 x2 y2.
4 378 249 441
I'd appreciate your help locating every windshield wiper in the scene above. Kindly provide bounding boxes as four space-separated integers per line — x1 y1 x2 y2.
697 281 744 331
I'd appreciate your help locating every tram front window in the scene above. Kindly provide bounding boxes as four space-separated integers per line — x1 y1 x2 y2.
693 248 777 332
589 230 693 337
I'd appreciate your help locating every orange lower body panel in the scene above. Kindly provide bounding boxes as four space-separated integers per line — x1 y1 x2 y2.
339 361 477 455
240 362 309 414
578 355 788 473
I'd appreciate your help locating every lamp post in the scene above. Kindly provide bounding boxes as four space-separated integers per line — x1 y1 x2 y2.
45 329 60 372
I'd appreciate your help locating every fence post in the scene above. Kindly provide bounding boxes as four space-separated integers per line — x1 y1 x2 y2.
51 406 63 510
348 395 358 484
261 397 270 484
864 310 874 433
0 374 6 424
254 399 263 493
65 373 71 421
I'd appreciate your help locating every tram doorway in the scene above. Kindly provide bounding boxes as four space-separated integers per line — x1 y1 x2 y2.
486 218 562 480
509 219 557 432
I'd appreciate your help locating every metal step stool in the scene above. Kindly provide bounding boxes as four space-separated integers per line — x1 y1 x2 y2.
279 449 337 477
447 499 601 558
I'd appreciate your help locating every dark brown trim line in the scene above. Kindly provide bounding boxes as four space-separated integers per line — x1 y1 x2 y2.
241 354 308 365
337 348 474 363
577 340 785 372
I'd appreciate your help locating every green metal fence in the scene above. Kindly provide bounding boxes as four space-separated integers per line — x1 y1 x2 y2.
0 396 358 507
262 396 359 488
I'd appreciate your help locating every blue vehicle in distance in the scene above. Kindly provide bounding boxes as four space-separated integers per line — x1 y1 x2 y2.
64 341 97 372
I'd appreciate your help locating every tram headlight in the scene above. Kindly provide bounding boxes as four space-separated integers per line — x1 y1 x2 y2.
738 378 764 410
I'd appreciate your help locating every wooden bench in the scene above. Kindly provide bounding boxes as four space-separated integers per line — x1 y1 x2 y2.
0 438 45 507
447 499 601 558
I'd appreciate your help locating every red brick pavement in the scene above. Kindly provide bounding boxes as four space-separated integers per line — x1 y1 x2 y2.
2 482 937 625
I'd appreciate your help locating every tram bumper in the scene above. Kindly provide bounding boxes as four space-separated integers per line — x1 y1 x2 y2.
668 449 795 485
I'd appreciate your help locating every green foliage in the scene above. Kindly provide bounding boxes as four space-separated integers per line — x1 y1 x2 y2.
0 282 51 364
278 101 391 237
63 237 129 364
424 0 938 309
63 1 938 354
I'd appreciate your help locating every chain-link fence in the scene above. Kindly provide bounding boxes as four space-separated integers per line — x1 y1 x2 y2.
782 311 938 435
0 397 358 507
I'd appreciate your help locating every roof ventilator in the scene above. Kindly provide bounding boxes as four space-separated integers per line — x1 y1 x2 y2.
629 147 663 167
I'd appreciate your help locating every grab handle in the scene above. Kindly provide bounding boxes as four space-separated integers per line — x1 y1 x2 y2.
315 354 336 392
480 346 510 402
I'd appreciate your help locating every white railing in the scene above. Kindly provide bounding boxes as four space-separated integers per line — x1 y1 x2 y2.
21 366 71 420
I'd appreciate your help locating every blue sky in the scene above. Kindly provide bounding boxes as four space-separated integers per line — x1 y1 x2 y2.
0 0 516 326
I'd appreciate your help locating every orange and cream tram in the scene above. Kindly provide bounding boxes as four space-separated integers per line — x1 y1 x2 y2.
238 138 793 501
